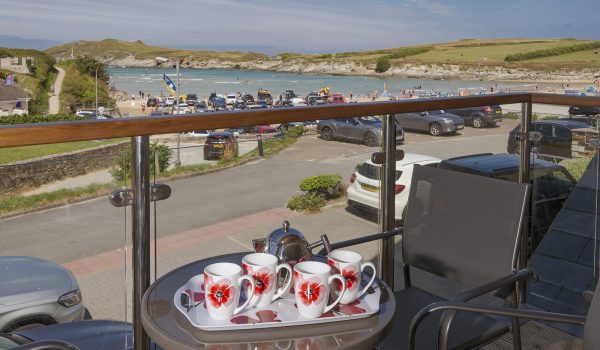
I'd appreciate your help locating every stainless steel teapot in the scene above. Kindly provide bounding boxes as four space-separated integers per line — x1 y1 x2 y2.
252 220 332 265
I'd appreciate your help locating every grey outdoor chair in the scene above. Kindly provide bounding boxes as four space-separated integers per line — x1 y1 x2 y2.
330 165 532 349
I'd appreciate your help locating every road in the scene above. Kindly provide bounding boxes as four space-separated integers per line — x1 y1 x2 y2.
48 67 65 115
0 121 517 264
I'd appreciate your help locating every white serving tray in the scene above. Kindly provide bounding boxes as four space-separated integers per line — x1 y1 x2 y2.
174 274 380 331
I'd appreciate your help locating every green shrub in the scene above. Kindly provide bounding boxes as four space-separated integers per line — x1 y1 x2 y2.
299 173 342 199
505 41 600 62
285 125 306 138
287 193 326 213
110 141 172 182
375 57 391 73
560 157 592 181
0 114 86 125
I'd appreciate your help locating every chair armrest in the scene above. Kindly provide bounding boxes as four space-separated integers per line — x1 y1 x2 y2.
453 268 534 303
316 228 403 255
409 301 586 350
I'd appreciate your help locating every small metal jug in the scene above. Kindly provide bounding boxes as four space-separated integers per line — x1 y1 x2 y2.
252 220 332 266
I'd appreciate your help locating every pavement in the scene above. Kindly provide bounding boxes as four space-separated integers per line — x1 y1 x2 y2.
48 67 65 115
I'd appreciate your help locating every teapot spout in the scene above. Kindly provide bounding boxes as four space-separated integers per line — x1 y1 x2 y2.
252 238 267 252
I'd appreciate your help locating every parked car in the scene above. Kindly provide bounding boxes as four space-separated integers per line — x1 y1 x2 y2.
347 153 441 221
317 116 404 147
278 121 307 132
146 97 158 107
188 130 210 137
330 93 345 104
0 256 86 333
242 94 255 105
165 96 175 106
282 90 296 106
507 119 591 162
437 153 577 250
2 320 141 350
568 105 600 116
185 93 198 106
149 110 164 116
213 97 227 111
445 105 502 128
257 89 273 105
203 132 239 160
75 109 96 118
224 128 246 137
225 93 237 105
252 125 281 135
395 110 464 136
306 95 328 105
195 100 208 112
233 100 247 110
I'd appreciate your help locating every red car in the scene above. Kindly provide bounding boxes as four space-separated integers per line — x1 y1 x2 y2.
252 125 279 134
330 93 346 104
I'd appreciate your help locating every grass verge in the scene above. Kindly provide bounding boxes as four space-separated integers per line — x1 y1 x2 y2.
0 132 301 218
0 139 124 165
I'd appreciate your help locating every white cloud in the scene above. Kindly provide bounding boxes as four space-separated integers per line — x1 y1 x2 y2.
404 0 454 16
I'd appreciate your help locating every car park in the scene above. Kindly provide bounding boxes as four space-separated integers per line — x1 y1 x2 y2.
0 256 86 333
317 116 404 147
445 105 502 128
347 153 441 221
203 132 239 160
437 153 577 250
395 110 464 136
507 119 592 162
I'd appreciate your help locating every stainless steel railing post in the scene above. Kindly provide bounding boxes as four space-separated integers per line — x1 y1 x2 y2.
132 136 151 350
517 102 532 305
379 114 396 287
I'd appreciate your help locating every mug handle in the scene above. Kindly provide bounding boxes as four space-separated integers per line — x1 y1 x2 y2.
272 263 292 301
356 262 376 300
234 275 255 316
324 274 346 314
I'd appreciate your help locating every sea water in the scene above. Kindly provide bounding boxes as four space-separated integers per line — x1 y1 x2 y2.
109 67 532 99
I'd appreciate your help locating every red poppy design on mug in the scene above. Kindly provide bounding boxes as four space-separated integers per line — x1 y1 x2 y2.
341 266 359 291
243 264 273 296
297 278 324 306
207 280 234 308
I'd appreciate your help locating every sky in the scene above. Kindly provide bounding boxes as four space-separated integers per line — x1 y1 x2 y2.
0 0 599 54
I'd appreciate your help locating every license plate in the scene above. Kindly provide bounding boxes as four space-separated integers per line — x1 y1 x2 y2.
456 125 464 130
360 182 379 192
496 110 502 114
213 144 224 149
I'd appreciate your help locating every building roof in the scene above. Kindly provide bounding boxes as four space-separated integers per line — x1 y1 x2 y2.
0 85 30 102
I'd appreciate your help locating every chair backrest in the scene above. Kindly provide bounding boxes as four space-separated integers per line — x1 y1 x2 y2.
584 280 600 349
402 165 530 286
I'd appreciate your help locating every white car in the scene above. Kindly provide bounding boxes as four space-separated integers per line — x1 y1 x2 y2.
165 97 175 106
346 153 441 221
225 93 237 105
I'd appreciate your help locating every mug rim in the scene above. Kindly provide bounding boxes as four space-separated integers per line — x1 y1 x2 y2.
205 262 242 277
242 252 278 266
328 249 362 264
294 261 330 275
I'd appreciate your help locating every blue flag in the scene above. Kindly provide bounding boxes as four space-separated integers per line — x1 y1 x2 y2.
163 74 176 95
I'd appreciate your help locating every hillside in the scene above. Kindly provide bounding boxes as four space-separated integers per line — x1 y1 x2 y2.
44 38 600 82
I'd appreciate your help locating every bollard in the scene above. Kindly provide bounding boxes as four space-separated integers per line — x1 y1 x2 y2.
257 134 264 157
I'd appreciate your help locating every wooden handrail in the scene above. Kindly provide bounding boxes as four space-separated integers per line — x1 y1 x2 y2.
0 93 598 148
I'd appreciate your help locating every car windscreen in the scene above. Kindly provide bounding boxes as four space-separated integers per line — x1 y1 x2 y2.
494 168 575 199
356 116 381 125
207 136 228 142
428 110 445 115
357 163 402 181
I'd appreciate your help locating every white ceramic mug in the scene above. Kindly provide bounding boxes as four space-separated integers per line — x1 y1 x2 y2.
327 250 376 304
242 253 293 308
293 261 346 319
203 262 255 320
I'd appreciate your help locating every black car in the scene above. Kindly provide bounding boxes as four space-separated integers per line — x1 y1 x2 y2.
213 97 226 111
445 105 502 128
186 93 198 106
437 153 576 251
568 105 600 116
203 132 239 160
146 97 158 107
507 119 591 161
242 94 255 105
195 100 208 112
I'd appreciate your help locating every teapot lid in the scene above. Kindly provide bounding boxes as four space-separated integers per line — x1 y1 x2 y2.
266 220 306 244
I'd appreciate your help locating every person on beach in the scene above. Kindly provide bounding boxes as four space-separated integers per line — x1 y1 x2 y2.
141 103 146 114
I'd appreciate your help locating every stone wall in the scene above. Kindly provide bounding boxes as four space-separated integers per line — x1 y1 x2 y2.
572 128 598 158
0 142 128 194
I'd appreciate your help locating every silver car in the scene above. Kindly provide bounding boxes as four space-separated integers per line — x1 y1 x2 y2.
395 110 464 136
0 256 85 333
317 117 404 147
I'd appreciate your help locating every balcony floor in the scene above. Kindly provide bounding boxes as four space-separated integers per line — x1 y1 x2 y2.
482 321 582 350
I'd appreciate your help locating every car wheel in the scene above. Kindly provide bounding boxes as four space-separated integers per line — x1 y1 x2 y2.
320 127 333 141
472 117 484 128
364 132 377 147
429 123 442 136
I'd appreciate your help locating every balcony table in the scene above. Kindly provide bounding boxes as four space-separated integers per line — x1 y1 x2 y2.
141 252 396 350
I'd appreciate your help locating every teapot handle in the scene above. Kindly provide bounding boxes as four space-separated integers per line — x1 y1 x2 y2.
308 234 332 254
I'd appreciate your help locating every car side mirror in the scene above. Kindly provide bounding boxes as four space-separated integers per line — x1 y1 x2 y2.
420 112 427 116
